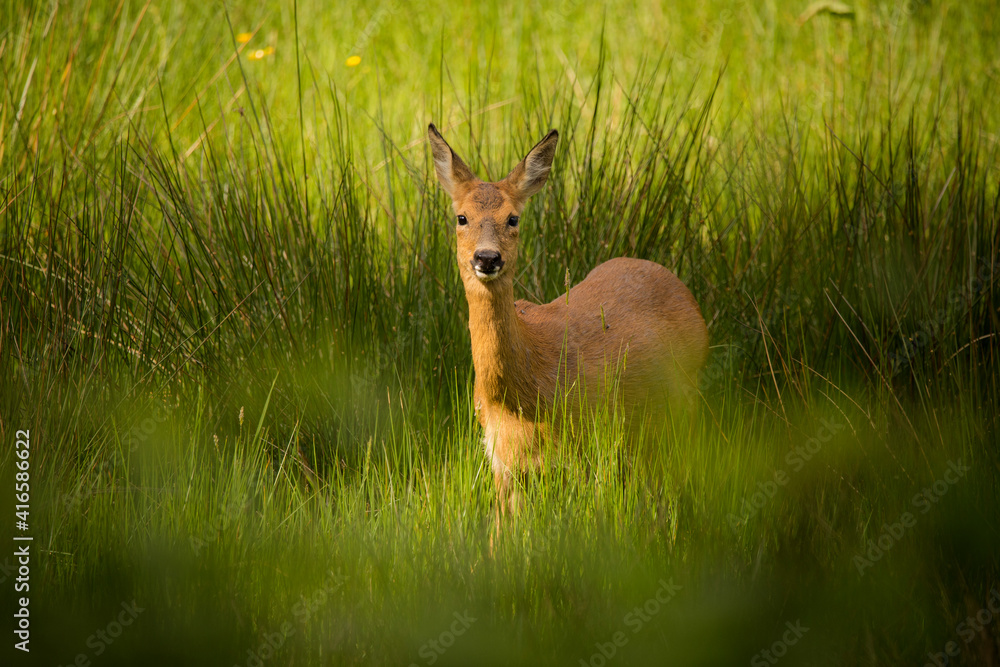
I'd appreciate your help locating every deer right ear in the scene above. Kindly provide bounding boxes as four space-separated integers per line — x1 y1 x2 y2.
428 124 476 198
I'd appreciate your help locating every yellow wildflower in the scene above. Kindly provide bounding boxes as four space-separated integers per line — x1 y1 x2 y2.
247 46 275 61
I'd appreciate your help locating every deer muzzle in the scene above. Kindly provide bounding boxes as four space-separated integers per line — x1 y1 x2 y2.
471 249 505 281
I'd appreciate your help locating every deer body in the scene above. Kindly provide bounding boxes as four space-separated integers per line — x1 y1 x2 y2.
428 125 708 514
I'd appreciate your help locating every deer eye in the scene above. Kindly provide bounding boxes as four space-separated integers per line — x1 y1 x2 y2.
457 215 468 226
507 215 519 227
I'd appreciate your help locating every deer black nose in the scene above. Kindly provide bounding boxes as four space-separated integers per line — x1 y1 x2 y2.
472 249 504 275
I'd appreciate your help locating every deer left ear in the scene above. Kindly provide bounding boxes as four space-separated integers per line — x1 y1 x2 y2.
505 129 558 202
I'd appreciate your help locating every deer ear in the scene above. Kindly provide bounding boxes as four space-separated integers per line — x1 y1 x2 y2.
505 129 559 201
428 124 477 198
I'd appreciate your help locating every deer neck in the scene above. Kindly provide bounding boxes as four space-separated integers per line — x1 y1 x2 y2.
463 276 532 408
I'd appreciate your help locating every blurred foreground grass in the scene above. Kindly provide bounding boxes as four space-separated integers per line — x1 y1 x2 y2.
1 0 999 665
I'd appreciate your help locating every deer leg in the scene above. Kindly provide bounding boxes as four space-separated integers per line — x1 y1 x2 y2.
488 415 540 525
493 468 519 520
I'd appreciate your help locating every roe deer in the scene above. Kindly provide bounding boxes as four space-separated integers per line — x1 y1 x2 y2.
428 124 709 516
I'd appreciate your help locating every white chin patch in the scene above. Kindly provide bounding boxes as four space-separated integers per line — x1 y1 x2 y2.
475 270 500 282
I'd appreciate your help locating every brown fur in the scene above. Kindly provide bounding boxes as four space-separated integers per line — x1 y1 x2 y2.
428 124 709 516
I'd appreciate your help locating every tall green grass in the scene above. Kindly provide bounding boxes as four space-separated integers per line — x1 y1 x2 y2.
2 0 998 665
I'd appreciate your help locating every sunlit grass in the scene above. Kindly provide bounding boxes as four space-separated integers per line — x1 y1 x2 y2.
1 0 998 665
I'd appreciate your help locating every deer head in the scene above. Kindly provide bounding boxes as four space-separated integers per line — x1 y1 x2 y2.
428 124 558 290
